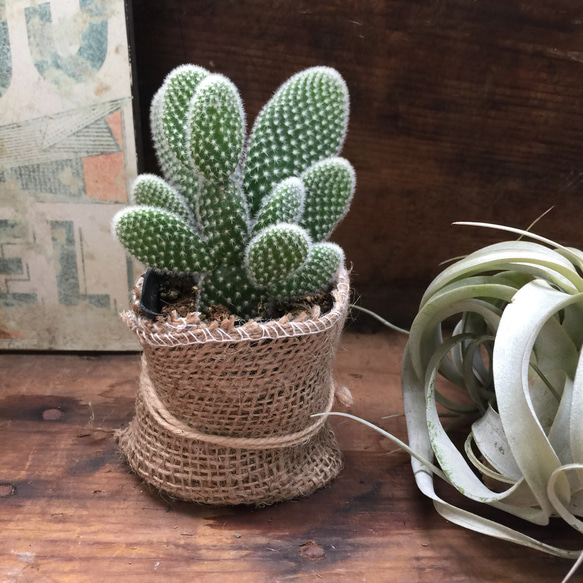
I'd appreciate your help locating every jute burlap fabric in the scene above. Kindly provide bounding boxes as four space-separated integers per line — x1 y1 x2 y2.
115 269 350 505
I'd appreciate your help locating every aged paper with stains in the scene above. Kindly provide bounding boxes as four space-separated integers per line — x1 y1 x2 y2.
0 0 139 349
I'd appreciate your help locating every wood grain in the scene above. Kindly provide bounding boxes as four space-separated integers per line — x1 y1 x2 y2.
129 0 583 327
0 332 579 582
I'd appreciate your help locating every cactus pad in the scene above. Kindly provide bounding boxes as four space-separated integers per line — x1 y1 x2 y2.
300 157 356 242
246 223 311 288
252 177 305 236
132 174 193 225
187 74 245 183
270 242 345 298
243 67 349 217
196 180 249 263
198 264 267 320
113 207 214 273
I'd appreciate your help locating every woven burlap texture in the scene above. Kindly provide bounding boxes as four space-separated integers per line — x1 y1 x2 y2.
116 269 350 506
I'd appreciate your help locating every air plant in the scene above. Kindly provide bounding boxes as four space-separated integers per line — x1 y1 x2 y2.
332 220 583 582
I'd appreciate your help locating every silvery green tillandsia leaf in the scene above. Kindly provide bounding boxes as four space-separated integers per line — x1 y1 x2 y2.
468 405 522 481
333 222 583 582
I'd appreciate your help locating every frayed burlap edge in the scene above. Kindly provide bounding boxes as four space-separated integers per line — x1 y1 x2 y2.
121 268 350 347
116 269 350 506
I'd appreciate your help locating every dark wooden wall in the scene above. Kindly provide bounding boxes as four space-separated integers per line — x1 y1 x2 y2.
130 0 583 326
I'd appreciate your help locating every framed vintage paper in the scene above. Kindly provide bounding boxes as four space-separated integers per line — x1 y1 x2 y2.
0 0 139 350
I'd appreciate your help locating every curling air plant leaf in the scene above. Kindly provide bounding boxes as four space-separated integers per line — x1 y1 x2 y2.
405 223 583 580
332 221 583 582
113 64 354 320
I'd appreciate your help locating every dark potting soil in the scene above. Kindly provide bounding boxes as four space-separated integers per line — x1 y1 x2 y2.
157 274 334 323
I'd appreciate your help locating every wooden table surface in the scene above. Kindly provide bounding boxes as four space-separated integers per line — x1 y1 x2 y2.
0 331 579 582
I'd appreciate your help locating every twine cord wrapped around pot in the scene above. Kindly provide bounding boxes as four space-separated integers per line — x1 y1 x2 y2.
138 359 340 450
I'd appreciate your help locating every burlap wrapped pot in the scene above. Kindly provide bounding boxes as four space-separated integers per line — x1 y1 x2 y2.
115 268 350 506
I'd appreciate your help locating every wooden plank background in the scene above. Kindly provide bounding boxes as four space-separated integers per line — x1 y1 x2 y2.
130 0 583 327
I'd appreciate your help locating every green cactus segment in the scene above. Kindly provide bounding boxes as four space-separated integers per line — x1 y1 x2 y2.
270 242 344 298
132 174 193 225
198 264 267 319
187 75 246 183
252 177 305 236
150 70 206 211
245 224 311 288
196 181 249 263
114 64 354 320
300 157 356 242
153 64 210 169
150 90 174 175
164 165 202 218
112 207 214 273
243 67 349 217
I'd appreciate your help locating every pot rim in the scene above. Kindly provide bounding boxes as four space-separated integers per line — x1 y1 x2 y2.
122 267 350 348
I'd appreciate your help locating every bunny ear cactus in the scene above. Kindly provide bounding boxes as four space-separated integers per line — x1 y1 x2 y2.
113 65 355 320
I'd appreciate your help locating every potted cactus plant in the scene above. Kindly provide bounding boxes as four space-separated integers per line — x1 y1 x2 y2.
112 64 355 505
